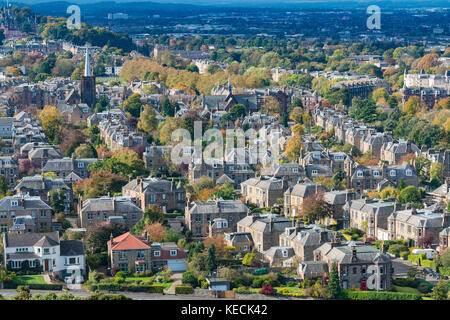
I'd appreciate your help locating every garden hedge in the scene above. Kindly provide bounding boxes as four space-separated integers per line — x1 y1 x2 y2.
175 286 194 294
3 282 63 290
342 290 421 300
89 283 164 293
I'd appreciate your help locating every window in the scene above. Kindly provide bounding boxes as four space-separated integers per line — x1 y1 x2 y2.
150 194 156 203
69 257 76 265
119 263 128 272
243 245 248 251
312 169 318 176
282 250 288 257
389 170 396 177
43 248 50 255
379 265 384 274
170 249 177 256
406 169 412 176
10 200 18 207
162 194 166 200
373 171 380 177
353 267 357 274
103 213 108 220
293 168 298 173
29 260 36 268
88 213 93 220
118 251 127 260
0 212 6 219
357 170 364 178
137 250 145 260
154 250 161 257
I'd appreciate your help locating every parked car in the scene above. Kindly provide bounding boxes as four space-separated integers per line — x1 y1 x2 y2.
423 267 433 275
411 249 436 260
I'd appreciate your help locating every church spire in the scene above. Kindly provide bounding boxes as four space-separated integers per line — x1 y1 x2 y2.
84 47 92 77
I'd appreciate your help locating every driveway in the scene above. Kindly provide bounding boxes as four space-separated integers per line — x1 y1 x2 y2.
164 272 183 295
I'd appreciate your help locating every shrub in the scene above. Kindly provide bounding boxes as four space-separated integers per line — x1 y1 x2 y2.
259 284 276 295
182 271 198 288
175 286 194 294
89 283 163 293
342 290 421 300
252 277 265 288
233 286 251 294
399 251 409 260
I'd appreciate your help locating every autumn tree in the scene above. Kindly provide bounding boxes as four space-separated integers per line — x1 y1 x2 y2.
301 191 334 223
261 96 280 118
403 96 422 116
38 106 63 144
73 143 97 159
137 105 158 134
144 222 166 243
289 107 303 123
417 53 440 71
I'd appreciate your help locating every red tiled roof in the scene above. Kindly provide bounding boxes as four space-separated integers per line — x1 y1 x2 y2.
109 232 150 251
154 248 188 261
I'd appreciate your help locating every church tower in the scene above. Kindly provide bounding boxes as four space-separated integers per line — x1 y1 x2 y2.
80 48 96 108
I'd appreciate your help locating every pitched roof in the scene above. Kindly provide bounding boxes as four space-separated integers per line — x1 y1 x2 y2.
5 232 60 248
110 232 151 251
60 240 85 256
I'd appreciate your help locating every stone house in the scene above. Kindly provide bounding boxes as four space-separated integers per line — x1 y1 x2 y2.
224 232 253 253
185 199 249 238
122 177 186 213
241 176 288 208
78 196 143 230
313 242 392 291
283 182 327 218
262 246 296 267
0 195 53 233
236 213 292 252
42 157 99 180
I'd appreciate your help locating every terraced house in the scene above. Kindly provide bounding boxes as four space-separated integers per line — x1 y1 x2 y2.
241 176 288 208
0 155 19 186
42 157 99 180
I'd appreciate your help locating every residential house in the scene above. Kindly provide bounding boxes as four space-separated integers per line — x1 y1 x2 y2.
387 207 450 246
15 175 73 212
122 177 186 213
0 156 19 187
78 196 143 230
185 199 249 238
0 195 53 233
283 182 327 218
380 140 420 164
345 198 397 240
3 232 85 279
313 242 392 290
150 242 188 272
241 177 288 208
259 162 304 186
262 246 296 267
237 213 292 252
42 157 99 180
224 232 253 254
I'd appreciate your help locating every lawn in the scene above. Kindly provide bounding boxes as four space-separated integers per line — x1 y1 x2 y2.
16 275 47 285
392 285 422 296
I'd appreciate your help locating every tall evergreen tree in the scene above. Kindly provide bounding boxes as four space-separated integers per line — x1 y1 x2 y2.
327 263 342 299
205 244 217 272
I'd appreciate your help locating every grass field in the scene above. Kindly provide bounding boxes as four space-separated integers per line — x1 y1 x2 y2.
392 285 422 296
16 275 47 285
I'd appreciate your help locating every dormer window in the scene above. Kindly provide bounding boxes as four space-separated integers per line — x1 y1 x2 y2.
293 168 298 173
406 169 412 176
357 170 364 178
390 170 396 177
373 171 380 177
11 200 18 207
77 162 84 168
282 249 288 257
170 249 177 256
312 169 318 176
154 250 161 257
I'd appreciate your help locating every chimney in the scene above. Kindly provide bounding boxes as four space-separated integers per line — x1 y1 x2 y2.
268 215 274 233
109 233 114 247
139 178 143 193
394 200 398 212
112 197 115 212
351 244 357 262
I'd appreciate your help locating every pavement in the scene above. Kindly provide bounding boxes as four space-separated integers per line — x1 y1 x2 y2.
392 257 438 284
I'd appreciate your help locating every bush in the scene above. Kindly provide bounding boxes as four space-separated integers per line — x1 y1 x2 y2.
3 282 63 290
252 277 265 288
399 251 409 260
89 283 164 293
342 290 421 300
175 286 194 294
388 244 409 258
259 284 276 295
233 286 251 294
182 271 198 288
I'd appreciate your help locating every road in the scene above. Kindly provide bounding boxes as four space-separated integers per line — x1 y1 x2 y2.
392 258 438 284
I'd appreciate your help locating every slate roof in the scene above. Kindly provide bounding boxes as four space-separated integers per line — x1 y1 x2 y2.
189 199 248 215
5 232 60 248
82 197 143 213
225 232 253 243
241 177 284 191
388 209 446 228
440 227 450 237
238 214 292 233
299 261 329 275
319 243 391 264
263 246 295 259
344 198 396 217
0 195 51 210
123 177 184 193
285 182 326 197
60 240 85 256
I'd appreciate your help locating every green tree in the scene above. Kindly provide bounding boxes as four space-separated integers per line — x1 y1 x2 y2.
0 175 9 197
398 186 422 204
430 162 444 182
431 279 448 300
327 263 342 299
73 143 97 158
213 183 236 200
205 244 217 272
182 271 198 288
121 93 143 118
49 190 65 213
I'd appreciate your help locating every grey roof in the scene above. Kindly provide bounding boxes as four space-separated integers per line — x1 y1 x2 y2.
440 227 450 237
299 261 329 275
305 164 333 177
263 246 295 259
241 177 283 191
60 240 85 256
388 209 446 228
5 232 60 248
82 197 143 213
189 199 248 215
323 191 352 205
226 232 253 243
123 177 184 193
285 182 326 197
344 198 395 217
238 214 292 233
15 175 70 192
0 195 51 210
320 243 391 264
